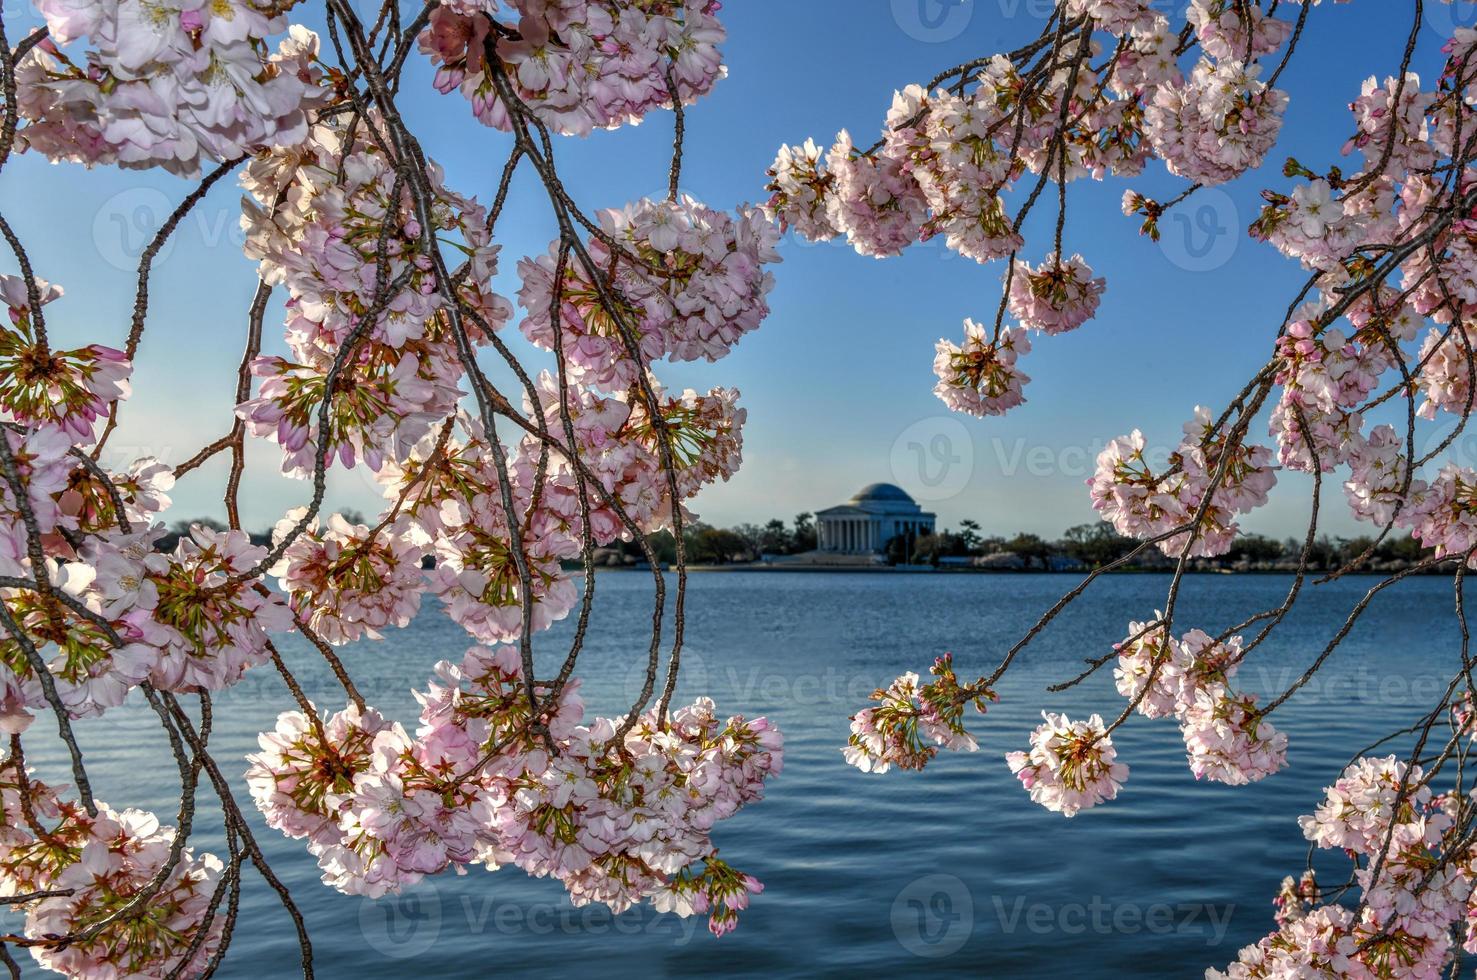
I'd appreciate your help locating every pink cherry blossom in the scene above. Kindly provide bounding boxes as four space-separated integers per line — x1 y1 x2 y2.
1187 0 1293 61
1006 253 1106 335
933 320 1031 417
1090 408 1278 558
0 275 131 440
517 196 779 391
1179 687 1287 785
418 1 728 137
146 525 293 692
246 703 396 846
20 802 224 978
270 509 424 645
764 139 840 241
19 5 327 177
1006 711 1128 817
1144 60 1288 186
843 654 995 773
1064 0 1157 37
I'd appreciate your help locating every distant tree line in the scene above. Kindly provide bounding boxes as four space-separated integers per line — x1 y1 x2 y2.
888 521 1433 572
596 513 818 566
595 517 1437 572
160 511 1438 573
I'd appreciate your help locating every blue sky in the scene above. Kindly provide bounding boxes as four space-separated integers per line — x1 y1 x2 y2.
3 0 1472 539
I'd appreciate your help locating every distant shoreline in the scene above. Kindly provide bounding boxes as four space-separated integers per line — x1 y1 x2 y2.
571 563 1446 576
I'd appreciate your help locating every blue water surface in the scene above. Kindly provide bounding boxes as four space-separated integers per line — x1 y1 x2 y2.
7 571 1461 978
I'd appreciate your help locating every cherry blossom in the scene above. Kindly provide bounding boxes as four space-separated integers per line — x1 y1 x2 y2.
238 117 509 478
0 760 98 898
1006 253 1106 335
1345 424 1416 526
1089 408 1278 558
1064 0 1156 37
821 129 929 259
764 139 839 242
247 703 396 847
1347 73 1437 177
59 455 175 535
270 509 424 645
1187 0 1293 62
1179 687 1287 785
621 383 746 503
1217 755 1471 978
517 196 780 391
417 0 727 137
275 642 784 933
0 535 160 726
843 654 995 773
1253 179 1370 273
18 3 327 177
0 275 130 439
1112 618 1183 719
27 807 225 978
1144 60 1288 186
1403 464 1477 566
1006 712 1128 817
932 321 1031 417
0 773 225 979
0 424 76 536
1113 620 1241 721
1414 325 1477 421
146 525 293 693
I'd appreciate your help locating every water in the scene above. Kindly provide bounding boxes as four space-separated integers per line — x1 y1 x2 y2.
5 572 1462 978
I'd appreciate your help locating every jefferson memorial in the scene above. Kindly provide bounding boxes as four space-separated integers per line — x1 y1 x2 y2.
815 483 936 554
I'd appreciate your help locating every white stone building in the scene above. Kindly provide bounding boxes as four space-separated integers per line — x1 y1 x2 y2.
815 483 936 554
